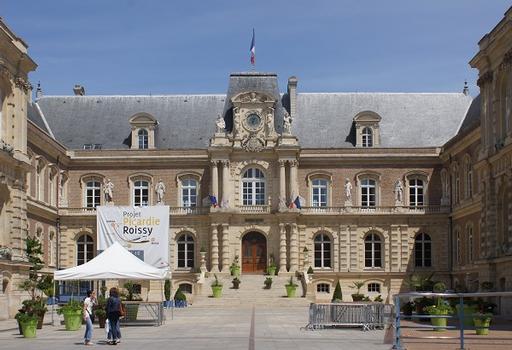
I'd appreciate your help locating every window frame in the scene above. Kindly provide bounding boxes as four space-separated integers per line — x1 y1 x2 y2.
76 234 94 266
364 233 383 268
138 128 149 150
362 127 373 147
84 179 102 208
414 233 432 268
316 283 330 293
313 233 332 269
360 177 377 208
133 180 150 207
367 282 381 293
176 233 195 269
241 168 266 206
311 178 329 207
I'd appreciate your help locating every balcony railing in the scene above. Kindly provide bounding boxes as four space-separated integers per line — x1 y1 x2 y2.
59 206 210 216
237 205 271 213
300 206 450 215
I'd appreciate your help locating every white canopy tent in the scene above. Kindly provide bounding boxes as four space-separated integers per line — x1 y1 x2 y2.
54 242 168 281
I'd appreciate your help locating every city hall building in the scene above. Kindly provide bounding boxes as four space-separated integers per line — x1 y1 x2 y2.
1 7 512 318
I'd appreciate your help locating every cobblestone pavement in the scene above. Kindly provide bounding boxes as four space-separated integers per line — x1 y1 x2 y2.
0 306 390 350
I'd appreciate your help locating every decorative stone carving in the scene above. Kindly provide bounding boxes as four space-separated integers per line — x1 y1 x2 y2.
0 139 14 154
394 179 404 205
155 179 166 204
215 114 225 133
266 111 276 137
103 178 114 204
243 136 264 152
14 77 32 93
283 110 293 134
0 246 12 260
344 178 353 206
477 71 493 87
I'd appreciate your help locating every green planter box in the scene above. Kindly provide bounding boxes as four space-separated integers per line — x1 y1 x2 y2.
212 286 223 298
474 317 492 335
285 285 297 298
20 319 38 338
63 310 82 331
430 314 448 332
125 304 139 321
230 266 241 277
455 304 476 328
267 266 277 276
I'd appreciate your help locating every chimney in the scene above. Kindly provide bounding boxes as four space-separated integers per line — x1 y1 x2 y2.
462 81 469 96
287 76 298 118
35 81 43 100
73 84 85 96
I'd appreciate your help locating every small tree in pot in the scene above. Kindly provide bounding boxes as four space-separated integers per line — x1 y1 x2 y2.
349 281 365 301
332 281 343 302
232 277 241 289
267 254 277 276
123 281 143 321
285 277 298 297
264 277 272 289
230 256 241 277
164 279 172 308
211 274 223 298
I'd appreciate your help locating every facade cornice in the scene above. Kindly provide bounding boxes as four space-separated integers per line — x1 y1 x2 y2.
27 198 59 221
441 127 481 161
450 198 482 220
27 121 69 166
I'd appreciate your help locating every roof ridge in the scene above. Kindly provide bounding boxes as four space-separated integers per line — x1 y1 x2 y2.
38 94 227 98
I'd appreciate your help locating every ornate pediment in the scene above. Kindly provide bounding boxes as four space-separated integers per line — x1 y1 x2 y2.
231 91 275 104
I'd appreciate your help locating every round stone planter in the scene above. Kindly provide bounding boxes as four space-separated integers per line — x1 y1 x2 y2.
430 313 448 332
474 317 492 335
62 310 82 331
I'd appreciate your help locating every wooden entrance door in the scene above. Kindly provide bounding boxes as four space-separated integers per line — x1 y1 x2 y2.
242 232 267 273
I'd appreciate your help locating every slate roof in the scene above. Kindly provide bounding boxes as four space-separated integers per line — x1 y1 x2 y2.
32 72 474 150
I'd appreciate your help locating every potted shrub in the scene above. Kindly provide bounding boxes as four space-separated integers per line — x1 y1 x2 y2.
164 279 172 308
349 281 365 301
473 312 492 335
174 289 187 307
264 277 273 289
232 277 241 289
94 295 107 328
332 281 343 302
211 274 223 298
17 312 38 338
123 281 143 321
230 256 241 277
424 300 452 331
267 254 277 276
374 295 384 303
401 301 415 319
57 299 83 331
285 277 298 297
416 297 435 318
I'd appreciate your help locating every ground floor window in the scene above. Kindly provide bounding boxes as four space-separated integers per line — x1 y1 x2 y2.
367 283 381 293
316 283 330 293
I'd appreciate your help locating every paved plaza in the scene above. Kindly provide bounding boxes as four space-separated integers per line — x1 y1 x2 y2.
0 306 390 350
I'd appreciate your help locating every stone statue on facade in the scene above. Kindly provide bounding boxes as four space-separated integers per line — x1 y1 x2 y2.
283 111 292 135
266 111 275 136
215 114 225 133
394 179 404 204
103 178 114 203
155 179 166 204
278 196 287 210
344 178 353 204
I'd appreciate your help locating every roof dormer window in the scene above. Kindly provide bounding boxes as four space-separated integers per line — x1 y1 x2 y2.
353 111 381 148
129 113 157 150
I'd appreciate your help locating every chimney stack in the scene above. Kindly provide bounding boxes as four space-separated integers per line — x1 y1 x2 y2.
287 76 298 118
73 84 85 96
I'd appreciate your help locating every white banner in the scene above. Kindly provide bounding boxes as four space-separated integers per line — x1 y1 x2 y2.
97 206 169 269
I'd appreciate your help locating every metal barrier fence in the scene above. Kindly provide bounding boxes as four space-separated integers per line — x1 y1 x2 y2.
119 302 165 326
393 291 512 350
304 302 393 331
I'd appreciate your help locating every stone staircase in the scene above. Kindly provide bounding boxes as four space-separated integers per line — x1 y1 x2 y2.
191 274 311 308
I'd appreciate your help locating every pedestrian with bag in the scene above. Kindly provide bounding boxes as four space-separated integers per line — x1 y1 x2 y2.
106 287 122 345
83 290 96 345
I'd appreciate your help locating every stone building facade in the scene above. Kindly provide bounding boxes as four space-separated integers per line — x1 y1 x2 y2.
1 7 512 319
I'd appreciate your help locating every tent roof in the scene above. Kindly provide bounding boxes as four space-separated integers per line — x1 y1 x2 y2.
54 242 168 280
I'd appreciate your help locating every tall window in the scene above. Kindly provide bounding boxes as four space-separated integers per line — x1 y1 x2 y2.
409 179 424 207
242 168 265 205
177 233 195 268
312 179 328 207
49 231 56 266
361 178 376 208
314 233 331 268
77 234 94 265
414 233 432 267
138 129 148 149
465 158 473 198
133 180 149 206
453 166 460 203
455 230 461 265
368 283 381 293
49 169 57 206
364 233 382 268
36 160 45 201
362 127 373 147
181 179 197 207
85 180 101 208
468 226 473 263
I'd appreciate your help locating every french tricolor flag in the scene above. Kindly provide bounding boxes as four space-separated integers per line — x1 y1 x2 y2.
250 29 255 66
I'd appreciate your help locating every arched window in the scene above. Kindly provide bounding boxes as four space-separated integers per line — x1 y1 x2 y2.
364 233 382 268
49 167 58 207
77 234 94 265
138 129 148 149
312 179 328 207
36 159 45 201
85 180 101 208
177 233 195 268
181 178 197 207
452 164 460 204
314 233 331 268
362 127 373 147
409 179 424 207
133 180 149 206
316 283 330 293
49 231 56 266
178 283 193 294
467 225 474 263
464 157 473 198
242 168 265 205
455 230 461 265
360 178 376 208
414 233 432 267
367 283 381 293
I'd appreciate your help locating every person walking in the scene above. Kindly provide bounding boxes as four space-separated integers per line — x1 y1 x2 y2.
83 290 96 345
106 287 122 345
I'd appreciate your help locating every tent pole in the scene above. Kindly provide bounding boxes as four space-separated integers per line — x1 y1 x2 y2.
51 281 56 326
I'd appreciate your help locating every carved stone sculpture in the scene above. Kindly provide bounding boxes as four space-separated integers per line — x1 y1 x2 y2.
215 114 225 133
394 179 404 204
283 111 292 135
344 178 353 202
103 178 114 203
155 179 166 204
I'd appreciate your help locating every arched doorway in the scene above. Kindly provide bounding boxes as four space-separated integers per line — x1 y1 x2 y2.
242 232 267 273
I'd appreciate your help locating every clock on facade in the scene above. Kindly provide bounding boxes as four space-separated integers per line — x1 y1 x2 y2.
246 113 262 130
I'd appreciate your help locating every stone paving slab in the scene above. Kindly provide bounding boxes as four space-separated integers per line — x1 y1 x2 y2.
0 306 390 350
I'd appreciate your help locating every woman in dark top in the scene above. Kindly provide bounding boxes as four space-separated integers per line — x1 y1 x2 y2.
106 287 122 345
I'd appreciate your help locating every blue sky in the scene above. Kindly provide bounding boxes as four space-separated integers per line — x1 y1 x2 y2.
1 1 510 96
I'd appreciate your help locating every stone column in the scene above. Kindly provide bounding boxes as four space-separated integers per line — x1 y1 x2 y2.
289 160 299 202
221 224 230 272
210 225 219 272
290 224 299 272
211 161 218 200
221 160 230 207
279 224 287 272
279 160 287 208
